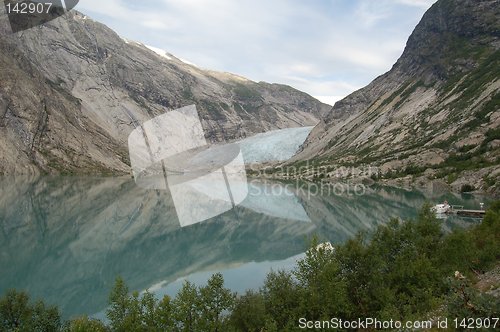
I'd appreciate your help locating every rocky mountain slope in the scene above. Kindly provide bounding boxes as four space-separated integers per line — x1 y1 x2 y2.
0 6 329 175
292 0 500 193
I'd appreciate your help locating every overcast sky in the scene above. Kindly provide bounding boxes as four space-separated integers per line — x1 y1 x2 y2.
77 0 436 105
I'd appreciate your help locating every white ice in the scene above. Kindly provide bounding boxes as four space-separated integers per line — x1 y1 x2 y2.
238 126 314 164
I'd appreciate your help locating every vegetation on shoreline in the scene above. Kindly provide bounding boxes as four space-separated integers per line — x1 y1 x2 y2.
1 203 499 331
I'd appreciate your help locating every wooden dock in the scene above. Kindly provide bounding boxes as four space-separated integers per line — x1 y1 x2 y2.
448 205 486 218
454 209 486 217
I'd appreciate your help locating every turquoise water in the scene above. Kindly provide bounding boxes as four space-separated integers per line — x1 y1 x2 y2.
0 176 489 319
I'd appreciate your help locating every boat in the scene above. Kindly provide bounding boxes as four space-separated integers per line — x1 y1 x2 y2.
431 202 451 214
431 202 486 218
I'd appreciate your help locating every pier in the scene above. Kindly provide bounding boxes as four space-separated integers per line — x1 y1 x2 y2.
448 205 486 218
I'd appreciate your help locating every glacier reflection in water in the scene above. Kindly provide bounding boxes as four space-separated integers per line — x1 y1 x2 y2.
128 105 249 227
0 176 486 319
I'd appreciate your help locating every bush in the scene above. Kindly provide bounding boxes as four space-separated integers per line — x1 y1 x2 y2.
445 272 500 319
447 173 458 184
461 183 475 193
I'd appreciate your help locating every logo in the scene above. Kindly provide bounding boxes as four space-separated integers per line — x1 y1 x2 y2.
4 0 79 33
128 105 248 227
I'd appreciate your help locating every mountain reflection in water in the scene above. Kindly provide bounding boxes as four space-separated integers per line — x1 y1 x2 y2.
0 176 486 318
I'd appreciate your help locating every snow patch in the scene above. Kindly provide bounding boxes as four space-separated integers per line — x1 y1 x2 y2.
179 58 198 67
145 45 173 60
120 37 145 47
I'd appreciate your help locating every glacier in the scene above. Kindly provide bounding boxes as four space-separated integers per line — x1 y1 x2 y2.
238 126 314 164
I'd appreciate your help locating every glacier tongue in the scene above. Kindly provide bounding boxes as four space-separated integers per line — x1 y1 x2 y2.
238 126 314 164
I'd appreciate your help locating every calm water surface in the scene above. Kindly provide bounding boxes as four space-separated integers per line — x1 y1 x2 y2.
0 176 489 318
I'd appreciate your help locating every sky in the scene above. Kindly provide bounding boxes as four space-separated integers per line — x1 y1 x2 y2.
76 0 436 105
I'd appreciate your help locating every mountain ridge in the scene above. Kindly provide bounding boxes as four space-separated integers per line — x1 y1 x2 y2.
0 7 330 175
290 0 500 194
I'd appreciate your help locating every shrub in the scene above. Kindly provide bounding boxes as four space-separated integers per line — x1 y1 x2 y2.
460 183 475 193
445 272 500 319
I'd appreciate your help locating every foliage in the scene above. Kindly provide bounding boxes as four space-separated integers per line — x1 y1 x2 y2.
445 272 500 320
385 164 428 179
197 273 235 332
460 183 475 193
295 237 350 321
261 270 300 331
0 290 61 332
230 290 266 332
334 207 445 320
172 280 200 331
65 316 109 332
106 277 178 331
232 83 261 102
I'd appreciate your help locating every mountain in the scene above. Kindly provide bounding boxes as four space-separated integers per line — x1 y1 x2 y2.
0 7 330 175
292 0 499 193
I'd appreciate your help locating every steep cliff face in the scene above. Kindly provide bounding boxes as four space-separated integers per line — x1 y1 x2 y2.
0 8 330 175
294 0 500 192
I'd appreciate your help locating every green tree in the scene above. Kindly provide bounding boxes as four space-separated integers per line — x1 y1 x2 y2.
446 272 500 321
295 237 350 321
334 233 384 318
136 291 175 331
483 201 500 225
332 207 449 320
470 200 500 271
107 277 176 331
0 290 31 331
107 277 130 331
0 289 61 332
30 300 62 332
369 211 443 318
65 316 109 332
229 290 266 332
156 295 175 331
140 290 158 329
261 270 300 331
197 273 234 332
121 291 144 331
172 280 199 331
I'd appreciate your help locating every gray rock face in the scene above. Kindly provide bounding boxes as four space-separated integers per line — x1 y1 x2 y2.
294 0 500 191
0 8 330 175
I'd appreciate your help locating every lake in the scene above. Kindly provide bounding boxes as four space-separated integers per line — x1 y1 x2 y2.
0 175 488 319
0 127 491 318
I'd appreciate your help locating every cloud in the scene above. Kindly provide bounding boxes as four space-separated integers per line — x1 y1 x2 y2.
78 0 139 20
354 1 393 27
313 96 345 106
278 75 363 98
75 0 433 99
393 0 436 8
